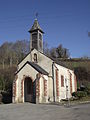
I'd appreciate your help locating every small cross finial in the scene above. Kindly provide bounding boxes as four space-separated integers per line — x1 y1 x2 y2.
88 31 90 37
35 12 38 19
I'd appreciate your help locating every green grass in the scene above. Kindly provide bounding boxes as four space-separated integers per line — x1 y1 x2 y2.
64 61 90 71
61 96 90 105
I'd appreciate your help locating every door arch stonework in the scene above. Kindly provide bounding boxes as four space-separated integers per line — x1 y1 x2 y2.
21 76 33 102
24 77 33 102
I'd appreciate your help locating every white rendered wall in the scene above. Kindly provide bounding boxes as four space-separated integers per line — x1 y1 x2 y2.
54 63 75 101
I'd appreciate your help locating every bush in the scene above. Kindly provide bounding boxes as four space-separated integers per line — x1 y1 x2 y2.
84 87 90 96
0 93 2 103
1 91 12 104
72 91 87 100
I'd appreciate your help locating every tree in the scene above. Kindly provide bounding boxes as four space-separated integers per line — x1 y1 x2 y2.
74 67 88 86
56 44 70 58
50 47 57 58
43 41 50 56
0 66 16 92
0 40 30 66
12 40 29 63
49 44 70 59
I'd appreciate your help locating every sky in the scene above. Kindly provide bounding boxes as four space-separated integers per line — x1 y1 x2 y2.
0 0 90 58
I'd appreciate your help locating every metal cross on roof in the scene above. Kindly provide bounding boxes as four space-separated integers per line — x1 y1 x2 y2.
88 32 90 37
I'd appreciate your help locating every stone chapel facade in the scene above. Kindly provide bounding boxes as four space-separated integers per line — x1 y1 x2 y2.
12 19 77 103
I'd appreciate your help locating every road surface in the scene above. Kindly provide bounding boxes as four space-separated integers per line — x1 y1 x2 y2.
0 103 90 120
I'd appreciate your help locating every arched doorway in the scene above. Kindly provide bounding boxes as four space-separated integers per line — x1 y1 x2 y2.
24 77 33 102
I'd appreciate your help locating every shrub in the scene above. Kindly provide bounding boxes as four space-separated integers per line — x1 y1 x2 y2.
1 91 12 104
0 93 2 103
84 87 90 96
72 91 87 99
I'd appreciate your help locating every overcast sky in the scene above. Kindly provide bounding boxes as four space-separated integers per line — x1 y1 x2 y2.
0 0 90 58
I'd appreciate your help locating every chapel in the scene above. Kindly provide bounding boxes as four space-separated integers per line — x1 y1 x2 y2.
12 19 77 103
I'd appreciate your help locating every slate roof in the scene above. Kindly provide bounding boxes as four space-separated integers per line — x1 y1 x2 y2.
29 19 44 33
16 61 48 75
53 59 70 69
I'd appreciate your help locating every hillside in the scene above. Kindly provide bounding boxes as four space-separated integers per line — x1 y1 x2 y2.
59 58 90 71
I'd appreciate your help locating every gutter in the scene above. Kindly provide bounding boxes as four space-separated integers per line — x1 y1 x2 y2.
52 62 55 102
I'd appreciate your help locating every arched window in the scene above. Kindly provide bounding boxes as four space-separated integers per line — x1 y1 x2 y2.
34 53 37 62
39 33 42 40
32 33 38 49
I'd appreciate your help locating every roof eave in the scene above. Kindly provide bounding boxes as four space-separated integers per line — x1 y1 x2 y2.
28 29 44 34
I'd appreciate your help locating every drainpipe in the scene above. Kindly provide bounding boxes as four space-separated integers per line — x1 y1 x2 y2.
52 62 55 102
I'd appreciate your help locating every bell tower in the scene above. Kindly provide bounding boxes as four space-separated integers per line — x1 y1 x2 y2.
29 19 44 53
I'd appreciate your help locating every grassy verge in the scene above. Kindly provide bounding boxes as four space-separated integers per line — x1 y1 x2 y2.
61 96 90 105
